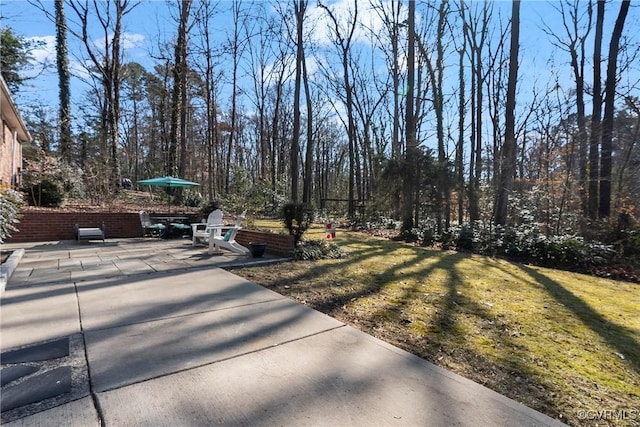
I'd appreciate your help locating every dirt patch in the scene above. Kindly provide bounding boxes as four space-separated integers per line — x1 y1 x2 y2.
21 191 201 214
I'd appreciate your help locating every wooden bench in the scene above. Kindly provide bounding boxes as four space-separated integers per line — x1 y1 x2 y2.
75 223 105 243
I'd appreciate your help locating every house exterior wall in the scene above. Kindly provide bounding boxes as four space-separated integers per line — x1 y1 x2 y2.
0 121 21 187
0 76 30 188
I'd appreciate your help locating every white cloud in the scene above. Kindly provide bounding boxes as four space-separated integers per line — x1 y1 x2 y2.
92 32 145 51
28 35 56 66
307 0 393 47
121 32 145 50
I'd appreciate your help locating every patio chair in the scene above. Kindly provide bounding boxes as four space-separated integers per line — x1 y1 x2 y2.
168 221 192 238
139 211 166 238
210 210 249 256
191 209 224 245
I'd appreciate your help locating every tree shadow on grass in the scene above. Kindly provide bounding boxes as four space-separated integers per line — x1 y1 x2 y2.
250 242 565 420
515 263 640 374
407 252 562 419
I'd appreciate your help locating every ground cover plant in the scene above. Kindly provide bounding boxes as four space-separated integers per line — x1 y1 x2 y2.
236 221 640 427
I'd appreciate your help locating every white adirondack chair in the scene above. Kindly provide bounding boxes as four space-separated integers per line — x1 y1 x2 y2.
191 209 224 245
209 210 249 255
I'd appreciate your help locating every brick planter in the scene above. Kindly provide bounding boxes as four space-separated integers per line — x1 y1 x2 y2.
236 230 294 257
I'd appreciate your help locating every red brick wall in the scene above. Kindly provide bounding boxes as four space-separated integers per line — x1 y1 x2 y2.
6 211 143 242
236 229 295 257
6 212 296 256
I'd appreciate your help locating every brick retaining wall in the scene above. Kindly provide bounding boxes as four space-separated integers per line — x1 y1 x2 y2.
6 211 143 242
5 211 295 257
236 229 295 257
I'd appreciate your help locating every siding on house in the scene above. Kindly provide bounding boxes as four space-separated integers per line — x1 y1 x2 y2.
0 75 31 188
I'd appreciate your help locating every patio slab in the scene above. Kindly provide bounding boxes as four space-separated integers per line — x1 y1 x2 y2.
95 326 563 426
0 282 80 350
86 297 343 392
75 268 288 331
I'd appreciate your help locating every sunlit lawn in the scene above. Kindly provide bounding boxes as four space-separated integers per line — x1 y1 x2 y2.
237 220 639 426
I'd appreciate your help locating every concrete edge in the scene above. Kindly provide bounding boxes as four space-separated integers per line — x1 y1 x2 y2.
1 248 24 295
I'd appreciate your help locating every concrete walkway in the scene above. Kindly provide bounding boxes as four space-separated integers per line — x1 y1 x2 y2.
1 238 565 426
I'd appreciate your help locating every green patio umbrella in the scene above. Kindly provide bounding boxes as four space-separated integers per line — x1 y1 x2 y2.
137 176 200 188
137 176 200 213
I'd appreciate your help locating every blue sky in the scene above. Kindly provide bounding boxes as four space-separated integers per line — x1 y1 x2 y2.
2 0 639 129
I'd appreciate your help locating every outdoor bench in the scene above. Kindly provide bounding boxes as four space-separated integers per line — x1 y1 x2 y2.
75 223 105 243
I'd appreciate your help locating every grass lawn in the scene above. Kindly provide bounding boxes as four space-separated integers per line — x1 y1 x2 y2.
235 221 640 426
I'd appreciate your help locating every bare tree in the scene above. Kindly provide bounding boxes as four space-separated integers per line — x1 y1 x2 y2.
543 0 592 215
290 0 307 202
169 0 192 184
318 0 359 216
370 0 404 160
68 0 139 190
194 0 223 200
55 0 72 162
588 0 604 220
415 1 450 232
599 0 631 218
301 41 314 205
495 0 520 226
224 0 248 194
456 22 467 225
461 0 493 223
402 0 416 231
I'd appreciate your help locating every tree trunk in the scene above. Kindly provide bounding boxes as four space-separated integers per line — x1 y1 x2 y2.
402 0 416 232
599 0 630 218
177 1 191 198
457 36 466 225
495 0 520 226
291 0 306 202
55 0 72 163
302 52 313 204
588 0 604 220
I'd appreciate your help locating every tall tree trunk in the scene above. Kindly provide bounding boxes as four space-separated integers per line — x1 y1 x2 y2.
599 0 630 218
170 0 191 204
291 0 306 202
436 1 448 231
55 0 72 163
495 0 520 226
226 0 242 194
177 0 191 183
457 36 466 225
199 1 218 201
391 0 401 159
318 1 358 216
302 52 313 204
462 1 491 223
575 3 591 216
588 0 604 219
402 0 416 231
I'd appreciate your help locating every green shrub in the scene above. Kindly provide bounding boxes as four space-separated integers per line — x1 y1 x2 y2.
456 225 475 251
24 178 65 207
282 202 314 245
0 187 24 243
183 189 202 208
292 239 348 260
622 229 640 258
